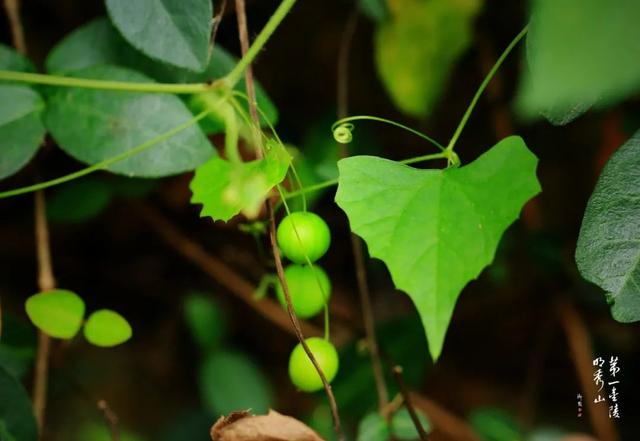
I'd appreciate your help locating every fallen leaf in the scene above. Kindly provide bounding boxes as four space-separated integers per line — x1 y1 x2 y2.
210 410 325 441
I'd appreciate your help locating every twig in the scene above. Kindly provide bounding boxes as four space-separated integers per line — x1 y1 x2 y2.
3 0 53 434
392 366 428 441
210 0 227 49
336 10 389 413
411 393 481 441
135 203 322 339
234 1 344 439
33 190 55 435
97 400 120 441
517 311 554 430
336 10 358 119
3 0 26 54
557 297 618 441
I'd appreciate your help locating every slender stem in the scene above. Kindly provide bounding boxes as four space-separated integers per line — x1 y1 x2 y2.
334 115 444 151
3 1 52 435
558 298 619 441
136 203 323 338
97 400 120 441
283 178 338 200
33 191 54 436
267 205 344 441
281 150 449 200
234 2 342 438
392 366 429 441
0 110 211 199
402 151 449 165
336 9 389 415
226 0 298 87
3 0 26 53
446 25 528 152
0 70 218 94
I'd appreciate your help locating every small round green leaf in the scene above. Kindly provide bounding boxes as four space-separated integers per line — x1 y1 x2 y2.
83 310 132 347
183 293 226 353
392 408 432 439
25 290 85 339
198 351 273 416
46 179 113 224
356 412 389 441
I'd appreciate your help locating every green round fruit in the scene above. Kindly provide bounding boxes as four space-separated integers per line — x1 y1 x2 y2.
276 264 331 319
276 212 331 263
288 337 339 392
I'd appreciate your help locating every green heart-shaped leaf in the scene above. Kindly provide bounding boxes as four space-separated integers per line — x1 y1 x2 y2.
25 290 85 339
336 136 540 359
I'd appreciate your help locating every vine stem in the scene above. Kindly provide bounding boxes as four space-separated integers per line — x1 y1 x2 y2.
0 110 210 199
97 400 120 441
2 0 52 435
446 25 528 153
282 150 449 200
0 70 219 93
226 0 298 87
233 2 343 439
392 366 429 440
33 191 54 435
333 116 444 151
0 0 297 94
336 9 389 415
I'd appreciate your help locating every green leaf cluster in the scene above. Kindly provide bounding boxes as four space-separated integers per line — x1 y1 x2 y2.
25 290 132 347
182 294 273 417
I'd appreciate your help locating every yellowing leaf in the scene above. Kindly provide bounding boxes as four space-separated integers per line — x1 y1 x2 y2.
190 141 291 222
375 0 481 118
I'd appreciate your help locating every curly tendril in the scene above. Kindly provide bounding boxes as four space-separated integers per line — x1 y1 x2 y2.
332 123 354 144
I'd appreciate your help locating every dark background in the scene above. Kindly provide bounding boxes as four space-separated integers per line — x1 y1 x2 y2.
1 1 639 440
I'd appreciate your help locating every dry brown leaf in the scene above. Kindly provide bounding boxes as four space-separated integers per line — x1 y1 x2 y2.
210 409 325 441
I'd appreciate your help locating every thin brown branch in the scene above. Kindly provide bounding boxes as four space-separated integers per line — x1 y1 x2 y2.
235 1 343 439
392 366 429 440
5 1 54 433
210 0 227 49
135 203 322 339
411 393 481 441
517 312 554 430
557 297 618 441
234 0 260 129
97 399 120 441
336 10 389 413
3 0 26 54
336 10 358 119
33 190 55 435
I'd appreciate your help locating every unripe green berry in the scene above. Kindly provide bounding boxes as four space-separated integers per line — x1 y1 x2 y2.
276 212 331 264
275 264 331 319
288 337 339 392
